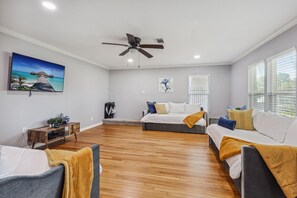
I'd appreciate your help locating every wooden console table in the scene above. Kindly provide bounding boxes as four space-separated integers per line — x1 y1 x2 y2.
28 122 80 149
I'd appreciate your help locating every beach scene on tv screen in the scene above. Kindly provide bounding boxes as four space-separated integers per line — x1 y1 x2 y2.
10 54 65 92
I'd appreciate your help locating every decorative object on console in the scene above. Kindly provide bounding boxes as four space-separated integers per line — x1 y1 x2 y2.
159 78 173 93
47 113 70 128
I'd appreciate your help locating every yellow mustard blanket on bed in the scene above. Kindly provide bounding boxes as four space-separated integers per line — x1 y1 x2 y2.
220 136 297 198
183 111 205 128
45 147 94 198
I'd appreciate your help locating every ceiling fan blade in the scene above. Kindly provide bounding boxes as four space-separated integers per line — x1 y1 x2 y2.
119 49 129 56
126 33 136 45
102 42 129 47
139 44 164 49
139 48 153 58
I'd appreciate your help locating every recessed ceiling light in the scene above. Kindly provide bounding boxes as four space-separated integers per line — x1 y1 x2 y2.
194 55 201 59
127 58 134 63
42 1 57 10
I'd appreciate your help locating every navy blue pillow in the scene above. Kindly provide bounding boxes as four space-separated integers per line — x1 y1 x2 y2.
147 101 156 114
218 117 236 130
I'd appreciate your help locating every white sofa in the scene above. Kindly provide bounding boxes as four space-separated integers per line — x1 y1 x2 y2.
141 102 207 133
206 111 296 198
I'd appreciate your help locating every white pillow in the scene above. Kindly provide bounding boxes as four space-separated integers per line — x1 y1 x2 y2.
283 118 297 146
156 103 169 113
169 102 186 114
253 111 295 143
0 146 12 178
185 104 201 114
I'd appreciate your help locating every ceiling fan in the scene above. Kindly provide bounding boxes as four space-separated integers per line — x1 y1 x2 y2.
102 33 164 58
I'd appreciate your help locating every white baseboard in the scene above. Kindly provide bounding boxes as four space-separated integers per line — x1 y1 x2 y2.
80 122 102 132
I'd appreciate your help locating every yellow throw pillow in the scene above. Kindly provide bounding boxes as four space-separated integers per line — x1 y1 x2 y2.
228 109 254 130
154 104 168 114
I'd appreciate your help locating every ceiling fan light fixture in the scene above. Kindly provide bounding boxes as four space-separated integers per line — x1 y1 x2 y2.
194 55 201 59
42 1 57 10
129 48 138 54
127 58 134 63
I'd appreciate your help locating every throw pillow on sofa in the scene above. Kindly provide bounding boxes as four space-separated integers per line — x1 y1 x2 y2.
147 101 156 114
218 117 236 130
157 102 169 113
169 102 186 114
253 111 295 143
154 104 168 114
185 104 201 114
228 109 254 130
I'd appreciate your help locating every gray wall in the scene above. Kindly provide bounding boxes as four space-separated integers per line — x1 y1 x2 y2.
109 65 231 120
0 33 108 147
231 24 297 107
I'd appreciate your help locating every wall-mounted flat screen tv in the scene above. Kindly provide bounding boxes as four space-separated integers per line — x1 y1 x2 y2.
9 53 65 92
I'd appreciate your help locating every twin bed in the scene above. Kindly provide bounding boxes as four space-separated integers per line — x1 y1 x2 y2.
141 109 207 133
207 123 286 197
0 145 100 198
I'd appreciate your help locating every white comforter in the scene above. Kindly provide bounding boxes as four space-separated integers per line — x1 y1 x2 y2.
206 124 279 179
0 145 51 178
141 113 206 126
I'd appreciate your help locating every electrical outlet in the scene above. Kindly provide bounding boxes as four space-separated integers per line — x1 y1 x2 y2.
22 127 27 133
91 116 94 121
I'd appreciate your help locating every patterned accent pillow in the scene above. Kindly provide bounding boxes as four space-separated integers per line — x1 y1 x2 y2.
228 109 254 130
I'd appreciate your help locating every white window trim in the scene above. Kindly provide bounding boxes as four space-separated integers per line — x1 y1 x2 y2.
188 74 210 112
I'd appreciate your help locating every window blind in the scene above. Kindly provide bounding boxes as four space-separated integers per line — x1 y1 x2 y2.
248 61 265 111
189 75 209 111
267 49 296 116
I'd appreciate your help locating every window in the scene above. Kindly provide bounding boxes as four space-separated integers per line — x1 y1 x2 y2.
248 48 296 116
189 75 209 111
248 61 265 111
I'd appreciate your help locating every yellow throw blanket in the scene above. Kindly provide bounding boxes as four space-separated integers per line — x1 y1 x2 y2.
45 147 94 198
220 136 297 198
183 111 205 128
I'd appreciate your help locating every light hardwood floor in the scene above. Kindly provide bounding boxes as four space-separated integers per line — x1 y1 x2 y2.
54 125 240 198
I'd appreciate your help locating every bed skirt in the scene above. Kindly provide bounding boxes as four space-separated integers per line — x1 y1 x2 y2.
142 123 206 134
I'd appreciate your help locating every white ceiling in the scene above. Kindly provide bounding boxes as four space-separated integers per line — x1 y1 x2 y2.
1 0 297 69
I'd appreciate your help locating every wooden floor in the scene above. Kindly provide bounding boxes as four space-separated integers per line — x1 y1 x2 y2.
54 125 240 198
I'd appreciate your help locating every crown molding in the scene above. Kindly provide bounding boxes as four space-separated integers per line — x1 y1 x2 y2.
231 17 297 64
109 62 231 70
0 26 109 69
